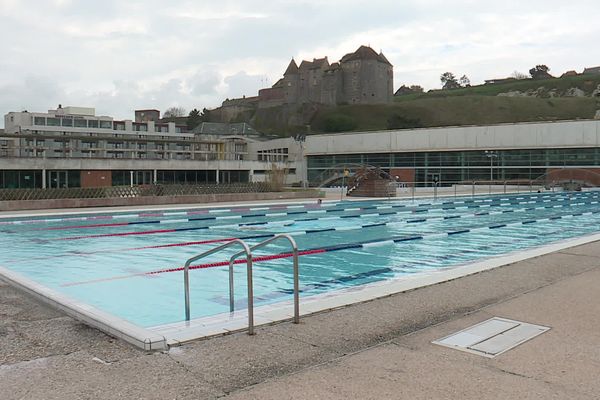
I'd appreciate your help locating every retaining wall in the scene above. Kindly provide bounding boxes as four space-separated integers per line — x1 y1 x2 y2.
0 190 321 212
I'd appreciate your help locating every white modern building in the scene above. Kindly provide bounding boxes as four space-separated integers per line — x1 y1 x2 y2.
303 119 600 186
0 106 303 189
2 105 600 190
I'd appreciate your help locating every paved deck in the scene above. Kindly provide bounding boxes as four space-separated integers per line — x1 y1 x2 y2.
1 240 599 399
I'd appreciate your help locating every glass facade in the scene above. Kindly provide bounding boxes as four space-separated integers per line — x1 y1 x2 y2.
307 148 600 185
0 170 42 189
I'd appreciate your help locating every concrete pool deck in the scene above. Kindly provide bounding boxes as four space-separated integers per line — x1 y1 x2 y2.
2 236 600 398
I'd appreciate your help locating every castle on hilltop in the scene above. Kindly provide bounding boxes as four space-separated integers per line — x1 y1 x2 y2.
220 46 393 118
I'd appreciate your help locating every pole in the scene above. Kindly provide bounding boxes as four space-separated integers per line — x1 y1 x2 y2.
489 157 492 195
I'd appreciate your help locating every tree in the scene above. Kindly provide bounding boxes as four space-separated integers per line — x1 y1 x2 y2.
409 85 424 93
529 65 553 80
459 75 471 87
163 106 186 118
511 71 529 80
200 107 210 122
440 72 460 90
187 108 202 130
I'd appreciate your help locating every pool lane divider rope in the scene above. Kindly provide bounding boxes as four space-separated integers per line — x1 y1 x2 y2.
37 192 592 230
60 209 600 287
49 193 600 241
2 191 587 228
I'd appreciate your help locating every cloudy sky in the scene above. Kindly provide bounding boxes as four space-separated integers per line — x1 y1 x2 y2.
1 0 599 124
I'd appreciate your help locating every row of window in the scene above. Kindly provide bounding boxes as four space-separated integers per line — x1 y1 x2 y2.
32 116 185 133
0 169 252 189
307 148 600 169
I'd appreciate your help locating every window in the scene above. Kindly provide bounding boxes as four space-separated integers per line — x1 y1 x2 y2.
47 117 60 126
74 119 87 128
88 120 99 128
99 120 112 129
34 117 46 126
61 118 73 127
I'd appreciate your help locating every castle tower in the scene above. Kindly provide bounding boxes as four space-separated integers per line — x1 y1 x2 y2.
282 59 300 104
340 45 393 104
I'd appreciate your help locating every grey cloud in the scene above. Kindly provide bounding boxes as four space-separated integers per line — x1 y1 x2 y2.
2 0 600 125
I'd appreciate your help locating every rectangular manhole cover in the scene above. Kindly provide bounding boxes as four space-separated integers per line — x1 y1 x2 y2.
433 317 550 358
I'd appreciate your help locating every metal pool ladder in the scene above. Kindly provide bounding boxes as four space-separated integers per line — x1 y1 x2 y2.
183 234 300 336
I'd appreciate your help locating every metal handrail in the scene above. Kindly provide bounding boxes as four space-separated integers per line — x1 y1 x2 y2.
229 234 300 325
183 239 255 334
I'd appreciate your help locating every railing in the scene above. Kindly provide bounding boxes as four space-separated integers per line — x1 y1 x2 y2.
182 234 301 336
0 183 274 201
229 234 300 325
323 178 600 201
183 239 255 334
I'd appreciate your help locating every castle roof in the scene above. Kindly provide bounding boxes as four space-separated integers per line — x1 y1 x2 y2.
326 62 341 71
340 45 392 66
299 57 329 70
284 59 299 75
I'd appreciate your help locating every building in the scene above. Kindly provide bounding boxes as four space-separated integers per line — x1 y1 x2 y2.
4 105 600 191
561 70 578 78
583 66 600 75
303 119 600 186
0 106 302 189
222 45 393 112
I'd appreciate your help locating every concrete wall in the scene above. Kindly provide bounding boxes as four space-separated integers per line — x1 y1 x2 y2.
0 190 322 212
305 120 600 155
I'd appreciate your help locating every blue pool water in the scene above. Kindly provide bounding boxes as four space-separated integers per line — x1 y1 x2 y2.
1 191 600 328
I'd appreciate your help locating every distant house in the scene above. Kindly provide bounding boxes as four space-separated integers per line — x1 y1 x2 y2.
394 85 424 96
561 70 578 78
583 66 600 75
484 77 517 85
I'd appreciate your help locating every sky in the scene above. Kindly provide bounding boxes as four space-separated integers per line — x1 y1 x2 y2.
1 0 599 125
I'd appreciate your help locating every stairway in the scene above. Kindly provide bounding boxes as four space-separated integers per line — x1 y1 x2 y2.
347 169 396 197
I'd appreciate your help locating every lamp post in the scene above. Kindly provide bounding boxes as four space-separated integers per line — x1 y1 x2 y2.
485 150 498 194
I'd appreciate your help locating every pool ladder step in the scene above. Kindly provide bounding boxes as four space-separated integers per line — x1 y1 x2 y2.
183 234 300 336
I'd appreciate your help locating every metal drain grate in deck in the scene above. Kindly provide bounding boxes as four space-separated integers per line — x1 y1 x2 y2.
433 317 550 358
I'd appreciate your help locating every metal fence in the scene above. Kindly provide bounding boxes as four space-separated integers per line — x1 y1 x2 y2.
0 182 275 202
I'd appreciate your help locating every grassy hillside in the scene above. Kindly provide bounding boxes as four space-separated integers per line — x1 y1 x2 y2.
395 74 600 102
311 95 599 133
217 74 600 135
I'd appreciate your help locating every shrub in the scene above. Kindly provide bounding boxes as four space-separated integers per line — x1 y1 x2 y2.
323 114 357 132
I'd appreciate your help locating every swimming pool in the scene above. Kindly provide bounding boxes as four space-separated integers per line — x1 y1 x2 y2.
1 191 600 349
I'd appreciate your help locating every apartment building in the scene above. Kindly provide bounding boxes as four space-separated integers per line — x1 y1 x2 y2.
1 106 302 189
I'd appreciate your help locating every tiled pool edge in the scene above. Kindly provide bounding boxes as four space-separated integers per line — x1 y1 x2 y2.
152 231 600 345
0 266 167 351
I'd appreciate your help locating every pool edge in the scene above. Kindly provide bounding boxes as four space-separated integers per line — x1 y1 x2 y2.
0 266 168 351
152 231 600 345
